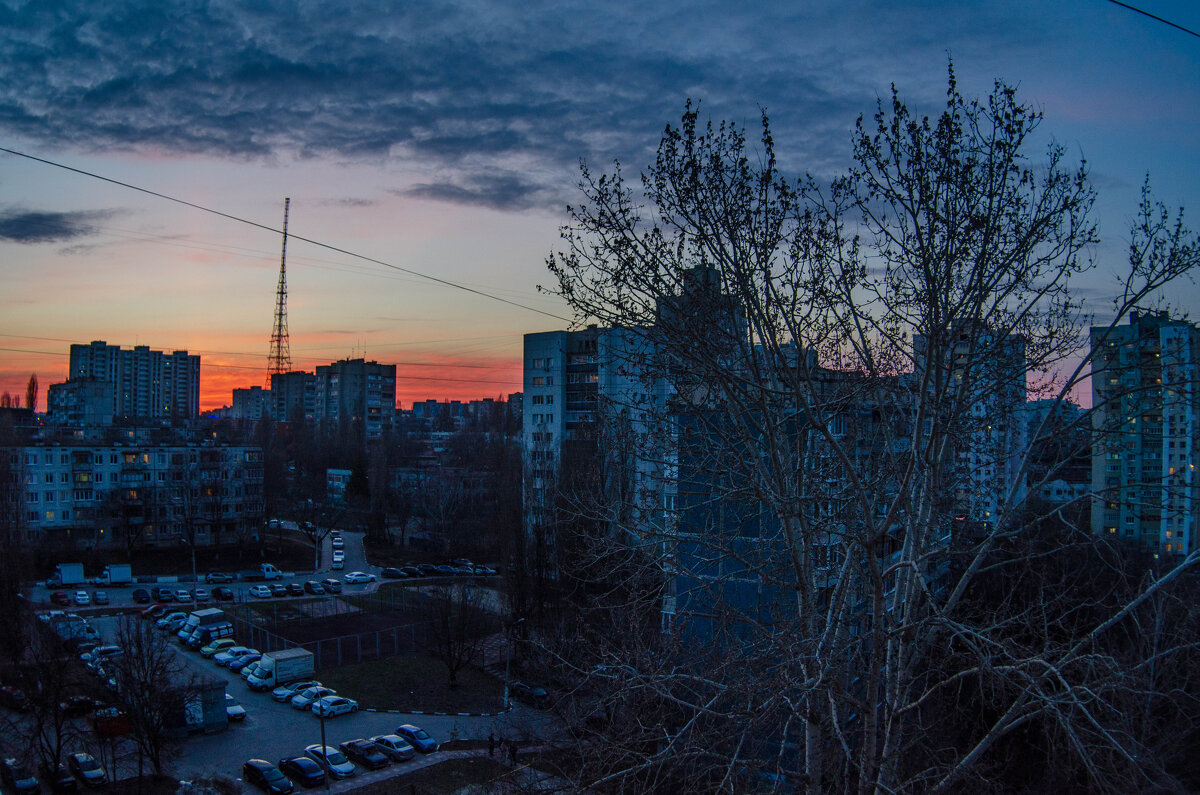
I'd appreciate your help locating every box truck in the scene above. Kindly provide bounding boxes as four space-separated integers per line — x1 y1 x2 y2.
51 563 86 586
95 564 132 586
177 608 226 643
246 648 314 691
238 563 283 582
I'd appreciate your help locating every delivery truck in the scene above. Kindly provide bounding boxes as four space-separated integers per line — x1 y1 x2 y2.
246 648 314 691
238 563 283 582
51 562 86 586
177 608 226 643
94 564 132 586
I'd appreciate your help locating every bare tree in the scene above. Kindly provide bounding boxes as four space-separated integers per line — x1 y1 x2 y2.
25 374 38 414
542 68 1200 793
424 583 496 689
110 615 205 776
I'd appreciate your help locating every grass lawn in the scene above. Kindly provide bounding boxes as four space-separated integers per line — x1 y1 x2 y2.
347 757 514 795
320 653 504 714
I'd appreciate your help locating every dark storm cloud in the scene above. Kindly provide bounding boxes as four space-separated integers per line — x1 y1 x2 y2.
0 0 1040 207
0 208 116 243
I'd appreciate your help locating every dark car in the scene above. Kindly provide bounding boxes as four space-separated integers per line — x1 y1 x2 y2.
303 581 325 595
141 603 170 619
131 588 151 604
394 723 438 753
510 681 550 706
337 739 390 771
321 578 343 594
1 757 39 794
67 753 106 787
269 583 288 597
50 590 71 606
417 563 439 575
286 582 304 596
40 762 77 792
0 685 29 712
380 567 406 579
278 756 324 789
206 571 235 583
60 695 102 718
242 759 295 794
153 587 175 602
214 586 235 601
400 566 422 578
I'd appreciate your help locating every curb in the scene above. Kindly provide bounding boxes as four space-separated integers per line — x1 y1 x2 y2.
362 706 511 717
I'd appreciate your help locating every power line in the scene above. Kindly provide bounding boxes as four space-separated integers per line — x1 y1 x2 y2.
1105 0 1200 38
0 145 573 323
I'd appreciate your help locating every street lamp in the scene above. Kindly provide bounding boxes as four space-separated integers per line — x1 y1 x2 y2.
502 617 526 711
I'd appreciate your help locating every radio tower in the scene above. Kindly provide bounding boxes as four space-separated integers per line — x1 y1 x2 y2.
267 198 292 385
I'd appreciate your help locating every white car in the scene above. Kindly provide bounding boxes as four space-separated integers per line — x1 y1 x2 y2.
331 558 344 570
73 591 90 606
291 686 336 710
175 589 191 602
249 584 272 599
304 744 356 779
343 571 376 584
225 693 246 722
155 611 187 630
312 695 358 717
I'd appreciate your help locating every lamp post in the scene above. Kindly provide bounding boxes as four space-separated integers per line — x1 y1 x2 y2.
317 699 331 795
502 617 526 711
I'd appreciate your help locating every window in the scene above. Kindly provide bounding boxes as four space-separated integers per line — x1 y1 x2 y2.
532 377 544 386
531 395 544 405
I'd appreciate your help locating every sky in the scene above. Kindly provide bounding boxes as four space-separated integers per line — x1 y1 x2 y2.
0 0 1197 411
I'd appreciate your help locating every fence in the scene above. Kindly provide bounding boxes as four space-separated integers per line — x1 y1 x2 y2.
231 604 429 670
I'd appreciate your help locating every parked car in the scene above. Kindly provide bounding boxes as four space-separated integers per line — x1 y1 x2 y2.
131 588 151 604
380 567 406 579
330 558 344 570
141 603 169 619
369 734 415 762
155 611 187 630
249 584 272 599
214 586 235 601
312 695 358 717
290 686 336 710
510 681 550 706
81 644 123 667
277 756 324 789
174 588 191 602
242 759 294 794
241 662 261 680
331 536 344 549
39 761 77 792
50 590 71 606
73 591 90 606
286 582 304 596
91 590 109 605
303 581 325 595
400 566 422 578
229 651 262 672
214 646 257 667
206 571 234 583
59 695 102 718
1 757 39 794
225 693 247 722
343 571 375 584
193 588 212 603
321 579 342 594
394 723 438 753
303 745 356 779
67 752 106 787
201 638 238 657
272 680 321 702
338 739 390 770
268 583 287 597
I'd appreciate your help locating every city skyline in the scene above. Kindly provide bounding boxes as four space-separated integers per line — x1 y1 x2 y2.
1 0 1196 410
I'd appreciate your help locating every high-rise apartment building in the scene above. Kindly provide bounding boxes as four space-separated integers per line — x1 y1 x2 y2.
313 358 397 439
269 370 316 424
1091 310 1200 555
63 340 200 422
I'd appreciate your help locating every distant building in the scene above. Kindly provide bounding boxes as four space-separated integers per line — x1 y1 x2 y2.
64 340 200 423
47 380 115 427
231 386 270 422
313 358 396 439
269 371 316 424
1091 310 1200 555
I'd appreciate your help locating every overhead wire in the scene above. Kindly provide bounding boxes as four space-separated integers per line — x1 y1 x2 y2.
1105 0 1200 38
0 145 572 322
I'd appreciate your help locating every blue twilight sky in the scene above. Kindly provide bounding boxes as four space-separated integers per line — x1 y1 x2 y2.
0 0 1196 408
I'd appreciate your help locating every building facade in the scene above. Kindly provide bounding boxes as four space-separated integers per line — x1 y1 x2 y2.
313 358 397 439
3 439 264 548
64 341 200 422
1091 310 1200 555
269 370 316 424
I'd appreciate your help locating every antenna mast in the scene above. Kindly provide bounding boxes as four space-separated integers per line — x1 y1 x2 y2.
267 198 292 385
